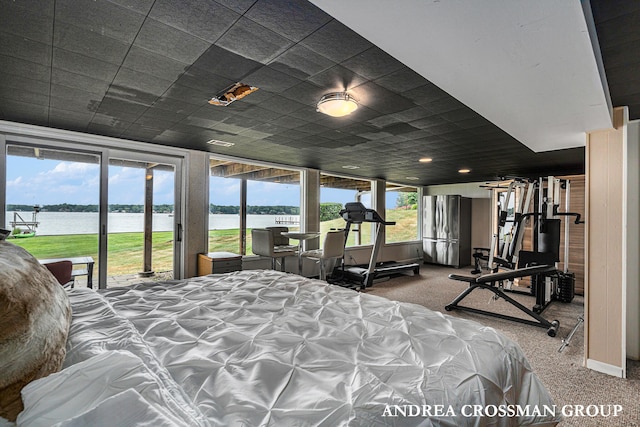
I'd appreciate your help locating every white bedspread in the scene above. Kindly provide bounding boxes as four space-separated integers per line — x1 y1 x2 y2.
59 270 560 426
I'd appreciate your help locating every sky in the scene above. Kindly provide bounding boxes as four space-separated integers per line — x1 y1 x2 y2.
7 156 397 208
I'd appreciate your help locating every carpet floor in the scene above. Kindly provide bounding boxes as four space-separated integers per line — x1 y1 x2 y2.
363 264 639 426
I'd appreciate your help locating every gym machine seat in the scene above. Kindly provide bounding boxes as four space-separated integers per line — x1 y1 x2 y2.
446 264 560 337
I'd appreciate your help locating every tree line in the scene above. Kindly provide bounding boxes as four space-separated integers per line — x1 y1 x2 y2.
8 204 174 213
210 205 300 215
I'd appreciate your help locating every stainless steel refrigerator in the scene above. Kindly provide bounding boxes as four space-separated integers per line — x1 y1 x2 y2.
422 195 471 267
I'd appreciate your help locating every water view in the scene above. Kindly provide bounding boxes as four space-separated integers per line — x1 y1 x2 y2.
5 211 300 236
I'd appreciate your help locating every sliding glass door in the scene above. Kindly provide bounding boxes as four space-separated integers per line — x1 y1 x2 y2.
2 140 183 289
107 154 181 283
4 143 101 286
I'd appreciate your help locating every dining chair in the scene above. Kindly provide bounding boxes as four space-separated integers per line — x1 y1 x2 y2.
300 230 346 280
251 229 296 271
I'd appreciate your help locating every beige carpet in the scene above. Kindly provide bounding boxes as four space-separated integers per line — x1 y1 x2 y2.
364 265 639 427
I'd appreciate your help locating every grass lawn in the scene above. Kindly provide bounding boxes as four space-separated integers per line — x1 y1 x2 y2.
9 209 419 275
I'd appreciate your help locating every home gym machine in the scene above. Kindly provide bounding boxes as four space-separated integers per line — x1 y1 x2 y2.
330 202 421 289
446 176 583 336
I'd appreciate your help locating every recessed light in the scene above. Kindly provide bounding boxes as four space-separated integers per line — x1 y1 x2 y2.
405 176 420 180
206 139 234 147
458 168 471 173
419 157 433 163
342 165 360 169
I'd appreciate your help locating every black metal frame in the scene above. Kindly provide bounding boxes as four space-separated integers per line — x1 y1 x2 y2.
446 265 560 336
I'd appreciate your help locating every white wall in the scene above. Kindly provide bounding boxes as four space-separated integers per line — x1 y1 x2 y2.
627 120 640 360
424 182 492 198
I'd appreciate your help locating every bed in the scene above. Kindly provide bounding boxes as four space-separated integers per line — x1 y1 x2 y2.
11 269 561 426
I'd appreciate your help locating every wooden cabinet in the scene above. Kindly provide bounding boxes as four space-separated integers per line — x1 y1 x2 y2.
197 252 242 276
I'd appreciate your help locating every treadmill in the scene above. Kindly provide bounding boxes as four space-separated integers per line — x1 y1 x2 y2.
331 202 420 288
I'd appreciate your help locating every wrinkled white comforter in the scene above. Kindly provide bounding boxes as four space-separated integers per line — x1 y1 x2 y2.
59 270 559 426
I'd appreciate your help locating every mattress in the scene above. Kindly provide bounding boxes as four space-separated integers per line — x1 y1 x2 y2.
26 270 561 426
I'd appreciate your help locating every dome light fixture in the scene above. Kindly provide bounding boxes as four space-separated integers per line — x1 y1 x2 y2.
316 92 358 117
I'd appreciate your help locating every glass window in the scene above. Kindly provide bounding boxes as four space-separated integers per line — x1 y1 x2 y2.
209 157 300 255
320 173 372 247
385 184 420 243
5 144 100 286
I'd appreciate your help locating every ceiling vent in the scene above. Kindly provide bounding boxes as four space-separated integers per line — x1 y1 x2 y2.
206 139 234 147
208 82 258 106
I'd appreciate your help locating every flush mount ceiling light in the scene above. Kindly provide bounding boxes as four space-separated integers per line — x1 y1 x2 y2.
316 92 358 117
419 157 433 163
458 168 471 174
208 82 258 106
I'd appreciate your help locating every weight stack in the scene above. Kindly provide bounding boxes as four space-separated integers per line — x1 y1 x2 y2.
557 272 575 303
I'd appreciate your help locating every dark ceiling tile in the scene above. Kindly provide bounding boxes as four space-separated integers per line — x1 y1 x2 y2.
439 107 479 122
268 44 335 80
56 0 145 44
594 10 640 50
95 95 150 119
243 66 303 93
173 67 235 95
138 104 189 125
0 99 49 123
300 19 373 63
285 103 320 121
214 0 256 15
280 81 325 107
390 106 433 122
112 68 174 99
54 24 129 64
106 0 154 14
294 122 332 135
0 84 49 105
49 85 102 111
192 45 263 81
307 64 368 92
0 72 50 97
245 0 331 42
604 63 640 88
350 82 416 115
48 109 93 130
0 32 52 65
0 1 53 44
249 121 290 135
164 83 210 105
590 0 640 24
257 95 307 115
152 96 201 115
89 113 132 130
402 82 450 105
121 123 165 140
52 69 111 95
342 47 405 81
53 48 120 81
134 18 211 64
122 46 189 82
235 105 282 122
374 66 428 93
367 114 402 129
0 55 50 82
216 17 294 64
149 0 240 43
270 115 309 130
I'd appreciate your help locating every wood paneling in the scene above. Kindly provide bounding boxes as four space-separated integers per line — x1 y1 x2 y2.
519 175 586 294
585 106 627 373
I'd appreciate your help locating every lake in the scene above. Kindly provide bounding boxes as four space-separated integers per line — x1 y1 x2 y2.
4 211 300 236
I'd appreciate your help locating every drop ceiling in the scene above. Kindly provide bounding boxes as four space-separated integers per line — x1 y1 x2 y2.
0 0 634 186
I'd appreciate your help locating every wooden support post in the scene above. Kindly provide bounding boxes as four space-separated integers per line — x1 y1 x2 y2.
240 178 247 255
139 166 154 277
